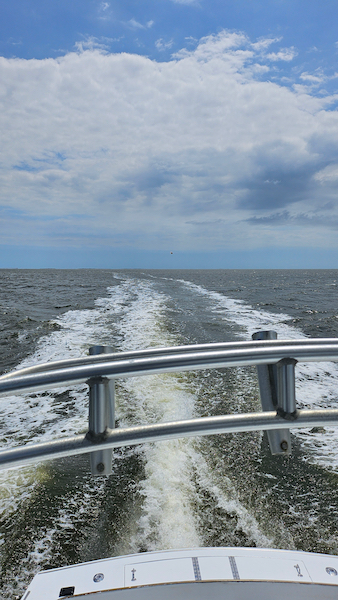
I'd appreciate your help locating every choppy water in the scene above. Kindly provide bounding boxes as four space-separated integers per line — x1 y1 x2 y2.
1 269 338 599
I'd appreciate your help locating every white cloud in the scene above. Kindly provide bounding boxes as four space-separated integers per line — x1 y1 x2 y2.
266 47 298 61
128 18 145 29
1 30 338 252
127 18 154 30
300 71 326 83
97 2 112 21
155 38 174 51
252 36 282 51
300 70 338 86
314 164 338 183
173 30 249 61
74 36 112 52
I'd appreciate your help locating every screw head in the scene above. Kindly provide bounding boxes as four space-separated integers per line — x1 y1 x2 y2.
280 440 288 452
93 573 104 583
326 567 338 576
96 462 105 473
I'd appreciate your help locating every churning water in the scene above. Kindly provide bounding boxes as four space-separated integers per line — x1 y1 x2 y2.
1 269 338 598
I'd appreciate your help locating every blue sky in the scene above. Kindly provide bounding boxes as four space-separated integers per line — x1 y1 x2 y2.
1 0 338 268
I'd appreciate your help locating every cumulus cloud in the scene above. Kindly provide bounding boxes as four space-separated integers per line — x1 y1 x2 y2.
1 30 338 251
300 69 338 88
300 70 326 83
173 30 249 60
266 47 298 61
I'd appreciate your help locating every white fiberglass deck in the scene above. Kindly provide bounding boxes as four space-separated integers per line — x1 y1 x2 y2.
22 546 338 599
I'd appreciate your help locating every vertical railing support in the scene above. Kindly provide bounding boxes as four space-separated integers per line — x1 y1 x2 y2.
87 346 115 476
276 358 298 420
252 331 292 455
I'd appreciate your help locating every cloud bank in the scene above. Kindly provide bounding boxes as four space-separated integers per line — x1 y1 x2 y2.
0 30 338 252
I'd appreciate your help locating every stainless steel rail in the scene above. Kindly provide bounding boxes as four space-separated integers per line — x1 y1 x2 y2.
0 337 338 473
0 409 337 471
2 338 337 381
1 339 338 397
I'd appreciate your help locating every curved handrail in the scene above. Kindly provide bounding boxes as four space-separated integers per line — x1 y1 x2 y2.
1 338 338 472
0 339 338 397
0 409 337 471
2 338 337 381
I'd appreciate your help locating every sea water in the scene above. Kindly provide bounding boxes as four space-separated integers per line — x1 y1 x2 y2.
1 269 338 598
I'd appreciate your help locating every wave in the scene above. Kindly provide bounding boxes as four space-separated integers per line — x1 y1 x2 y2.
0 274 278 597
178 278 338 471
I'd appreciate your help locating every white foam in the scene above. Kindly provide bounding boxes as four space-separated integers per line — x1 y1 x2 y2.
0 476 108 599
103 277 271 551
109 278 201 549
0 273 316 595
178 280 297 339
0 281 141 533
179 279 338 471
0 278 202 564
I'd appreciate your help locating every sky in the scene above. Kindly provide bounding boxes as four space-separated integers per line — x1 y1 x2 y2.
1 0 338 268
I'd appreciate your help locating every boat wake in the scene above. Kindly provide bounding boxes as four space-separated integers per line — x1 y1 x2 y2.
1 272 338 598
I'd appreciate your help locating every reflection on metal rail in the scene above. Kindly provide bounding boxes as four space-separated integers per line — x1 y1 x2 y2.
0 409 337 473
0 331 338 474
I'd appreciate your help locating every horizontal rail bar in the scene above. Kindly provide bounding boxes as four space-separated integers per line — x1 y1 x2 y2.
1 340 338 397
0 409 337 471
2 339 337 381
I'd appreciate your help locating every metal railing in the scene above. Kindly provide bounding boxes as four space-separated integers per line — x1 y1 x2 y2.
1 331 338 474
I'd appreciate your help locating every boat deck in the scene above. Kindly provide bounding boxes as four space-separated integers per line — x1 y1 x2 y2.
22 546 338 599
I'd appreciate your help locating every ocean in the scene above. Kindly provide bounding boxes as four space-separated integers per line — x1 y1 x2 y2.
1 268 338 598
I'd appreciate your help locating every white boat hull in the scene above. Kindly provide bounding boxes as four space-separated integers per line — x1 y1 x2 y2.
22 546 338 599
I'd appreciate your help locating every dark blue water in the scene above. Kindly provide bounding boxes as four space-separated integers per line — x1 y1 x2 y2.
1 269 338 599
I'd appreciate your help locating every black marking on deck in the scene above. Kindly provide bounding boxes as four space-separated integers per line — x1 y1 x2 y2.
192 557 202 581
229 556 240 580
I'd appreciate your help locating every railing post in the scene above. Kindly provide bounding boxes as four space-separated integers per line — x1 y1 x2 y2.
87 346 115 475
252 331 292 455
276 358 298 420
